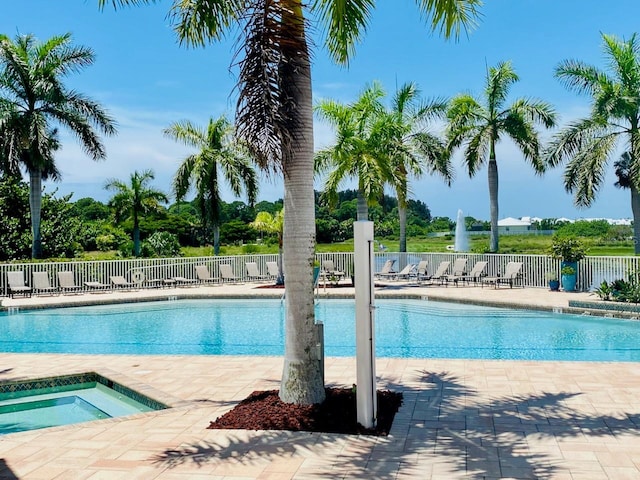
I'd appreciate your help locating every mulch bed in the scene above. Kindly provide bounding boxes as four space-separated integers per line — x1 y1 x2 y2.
208 387 403 436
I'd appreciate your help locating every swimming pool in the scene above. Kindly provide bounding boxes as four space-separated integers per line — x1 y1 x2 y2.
1 298 639 361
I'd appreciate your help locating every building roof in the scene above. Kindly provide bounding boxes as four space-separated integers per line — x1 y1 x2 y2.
498 217 531 227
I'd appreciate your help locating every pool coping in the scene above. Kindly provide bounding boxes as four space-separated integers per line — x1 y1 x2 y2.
0 286 631 320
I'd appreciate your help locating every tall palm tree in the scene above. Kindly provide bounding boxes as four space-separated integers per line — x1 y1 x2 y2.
315 82 391 221
164 116 258 256
381 82 450 252
613 152 640 248
446 61 556 252
99 0 480 405
0 33 116 258
104 169 169 256
545 33 640 254
250 209 284 284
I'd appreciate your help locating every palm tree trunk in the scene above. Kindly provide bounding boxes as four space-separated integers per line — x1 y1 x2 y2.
213 225 220 256
488 147 499 253
631 186 640 255
279 0 325 405
133 218 141 257
356 189 368 221
398 189 407 253
29 170 43 259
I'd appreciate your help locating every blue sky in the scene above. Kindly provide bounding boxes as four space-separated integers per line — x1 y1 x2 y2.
1 1 639 221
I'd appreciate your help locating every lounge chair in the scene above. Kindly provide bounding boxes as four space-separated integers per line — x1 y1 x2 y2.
422 261 451 285
442 258 468 286
173 275 198 286
57 271 83 294
110 275 137 290
220 264 241 284
456 261 488 286
321 260 345 280
409 260 429 282
379 263 416 281
6 271 32 298
32 272 58 296
375 259 396 279
266 261 279 281
246 262 269 282
482 262 524 289
84 280 110 291
195 265 218 285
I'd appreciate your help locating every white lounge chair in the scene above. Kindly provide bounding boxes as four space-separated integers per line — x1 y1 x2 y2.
442 258 468 285
57 271 83 294
375 259 396 279
321 260 345 280
266 261 279 281
482 262 524 289
422 261 451 285
379 263 416 281
32 272 58 296
456 261 488 286
84 280 110 291
195 265 218 285
7 271 32 298
111 275 137 290
246 262 269 282
173 275 198 286
220 264 241 284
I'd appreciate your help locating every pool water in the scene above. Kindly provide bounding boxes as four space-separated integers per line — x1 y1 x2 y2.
1 298 640 361
0 376 161 434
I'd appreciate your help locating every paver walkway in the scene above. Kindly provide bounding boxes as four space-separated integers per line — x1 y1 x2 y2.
0 284 637 479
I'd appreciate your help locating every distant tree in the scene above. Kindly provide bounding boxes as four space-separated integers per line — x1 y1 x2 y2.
73 198 111 221
447 61 556 252
315 82 392 221
104 170 169 256
0 176 82 259
379 82 450 252
546 34 640 254
0 33 116 258
165 116 258 255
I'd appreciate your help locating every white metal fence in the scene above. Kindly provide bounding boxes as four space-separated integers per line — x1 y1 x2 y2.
0 252 638 296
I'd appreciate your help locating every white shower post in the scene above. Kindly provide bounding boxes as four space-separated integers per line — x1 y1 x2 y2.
354 221 377 429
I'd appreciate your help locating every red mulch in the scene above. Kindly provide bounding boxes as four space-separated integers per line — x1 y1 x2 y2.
208 387 403 436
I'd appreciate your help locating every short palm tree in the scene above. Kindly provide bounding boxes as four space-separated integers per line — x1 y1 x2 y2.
381 82 450 252
251 209 284 284
0 33 116 258
164 116 258 256
104 169 169 256
99 0 480 405
315 82 391 221
446 61 556 252
545 33 640 254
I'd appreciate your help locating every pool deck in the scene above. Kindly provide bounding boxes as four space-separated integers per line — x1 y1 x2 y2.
0 283 639 479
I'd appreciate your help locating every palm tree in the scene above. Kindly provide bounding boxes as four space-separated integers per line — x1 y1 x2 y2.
99 0 480 405
613 152 640 249
164 116 258 256
381 82 451 252
104 169 169 256
250 209 284 284
446 61 556 252
545 33 640 254
0 33 116 258
315 82 391 221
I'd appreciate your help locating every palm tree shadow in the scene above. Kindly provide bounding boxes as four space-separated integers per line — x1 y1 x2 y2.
0 458 19 479
149 369 640 478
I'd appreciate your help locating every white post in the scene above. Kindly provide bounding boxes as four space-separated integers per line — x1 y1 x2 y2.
354 221 377 429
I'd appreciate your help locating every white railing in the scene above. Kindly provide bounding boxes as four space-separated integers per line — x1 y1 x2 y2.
1 252 638 296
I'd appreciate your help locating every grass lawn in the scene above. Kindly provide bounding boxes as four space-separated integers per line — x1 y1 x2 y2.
73 234 636 260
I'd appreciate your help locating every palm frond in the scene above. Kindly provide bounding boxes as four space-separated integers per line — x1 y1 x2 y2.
415 0 482 39
312 0 374 65
485 61 518 115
